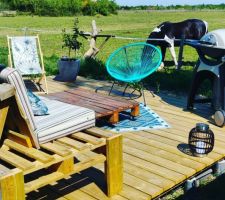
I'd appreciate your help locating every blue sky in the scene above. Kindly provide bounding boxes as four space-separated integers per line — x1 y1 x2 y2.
115 0 225 6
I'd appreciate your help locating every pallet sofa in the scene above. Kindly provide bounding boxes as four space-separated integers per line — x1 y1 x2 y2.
0 67 123 199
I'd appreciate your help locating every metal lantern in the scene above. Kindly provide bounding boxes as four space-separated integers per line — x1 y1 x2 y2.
188 123 214 157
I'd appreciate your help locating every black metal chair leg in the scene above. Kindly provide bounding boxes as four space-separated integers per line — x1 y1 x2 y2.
141 82 146 106
122 83 129 96
109 80 115 96
149 90 155 98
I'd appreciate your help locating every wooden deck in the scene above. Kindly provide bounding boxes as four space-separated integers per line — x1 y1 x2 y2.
27 76 225 200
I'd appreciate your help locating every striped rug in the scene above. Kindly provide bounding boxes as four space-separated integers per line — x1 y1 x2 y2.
100 103 170 132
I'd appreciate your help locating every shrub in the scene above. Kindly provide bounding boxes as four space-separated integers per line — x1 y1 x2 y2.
2 0 118 16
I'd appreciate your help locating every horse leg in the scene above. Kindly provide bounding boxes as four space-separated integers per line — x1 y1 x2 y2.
168 44 178 68
159 46 166 69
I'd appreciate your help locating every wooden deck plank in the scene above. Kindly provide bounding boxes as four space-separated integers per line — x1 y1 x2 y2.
80 183 110 200
123 153 185 184
22 77 225 200
118 184 150 200
124 145 196 177
123 138 206 171
64 190 98 200
145 129 225 157
124 133 214 166
112 195 129 200
132 131 222 162
124 162 175 191
123 172 162 198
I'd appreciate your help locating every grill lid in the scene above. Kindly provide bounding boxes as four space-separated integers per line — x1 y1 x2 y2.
200 29 225 48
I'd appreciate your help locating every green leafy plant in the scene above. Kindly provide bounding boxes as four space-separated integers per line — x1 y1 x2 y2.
62 18 82 58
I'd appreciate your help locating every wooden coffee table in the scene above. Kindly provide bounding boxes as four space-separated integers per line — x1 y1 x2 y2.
47 88 140 124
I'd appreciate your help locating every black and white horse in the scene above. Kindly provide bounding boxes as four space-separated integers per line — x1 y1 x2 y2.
147 19 208 68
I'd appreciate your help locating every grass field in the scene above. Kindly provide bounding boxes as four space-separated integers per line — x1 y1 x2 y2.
0 10 224 92
0 10 225 200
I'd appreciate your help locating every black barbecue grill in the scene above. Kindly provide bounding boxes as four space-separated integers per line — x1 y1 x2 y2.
186 29 225 127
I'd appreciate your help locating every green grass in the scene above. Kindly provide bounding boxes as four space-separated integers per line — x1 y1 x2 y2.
0 10 224 92
1 11 225 199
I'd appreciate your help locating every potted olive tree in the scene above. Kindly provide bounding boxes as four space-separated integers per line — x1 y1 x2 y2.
54 18 82 82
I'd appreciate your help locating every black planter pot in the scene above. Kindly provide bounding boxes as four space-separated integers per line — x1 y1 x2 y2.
54 57 80 82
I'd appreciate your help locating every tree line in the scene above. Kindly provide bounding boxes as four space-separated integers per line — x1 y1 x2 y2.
0 0 118 16
120 4 225 10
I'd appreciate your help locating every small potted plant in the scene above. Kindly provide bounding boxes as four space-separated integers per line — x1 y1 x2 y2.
54 18 82 82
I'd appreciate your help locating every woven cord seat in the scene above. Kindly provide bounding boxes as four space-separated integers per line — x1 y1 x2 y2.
106 42 162 106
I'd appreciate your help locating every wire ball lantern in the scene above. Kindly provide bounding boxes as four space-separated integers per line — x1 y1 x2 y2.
188 123 214 157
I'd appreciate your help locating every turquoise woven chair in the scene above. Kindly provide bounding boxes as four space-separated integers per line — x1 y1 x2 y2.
106 42 162 106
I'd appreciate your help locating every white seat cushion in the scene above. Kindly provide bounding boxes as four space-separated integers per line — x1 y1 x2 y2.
34 97 95 144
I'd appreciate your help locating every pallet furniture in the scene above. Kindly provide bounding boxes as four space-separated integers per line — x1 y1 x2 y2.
0 84 122 199
47 87 140 124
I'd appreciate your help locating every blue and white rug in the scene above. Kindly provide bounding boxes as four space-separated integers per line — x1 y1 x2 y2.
101 103 170 132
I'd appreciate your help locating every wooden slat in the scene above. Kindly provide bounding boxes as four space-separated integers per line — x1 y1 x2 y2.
124 162 175 191
56 137 91 150
47 92 114 116
0 164 10 175
67 88 138 106
124 133 214 166
80 183 110 200
25 172 65 193
64 190 98 200
4 139 54 163
71 132 105 145
40 142 72 157
133 131 222 162
118 184 150 200
123 153 185 184
0 149 34 170
124 145 195 177
144 129 225 159
47 87 139 120
112 195 129 200
66 89 137 110
85 127 114 138
74 153 106 172
124 173 162 198
123 138 206 171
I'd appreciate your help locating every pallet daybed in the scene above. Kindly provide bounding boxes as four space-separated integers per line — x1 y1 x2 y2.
0 68 122 199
